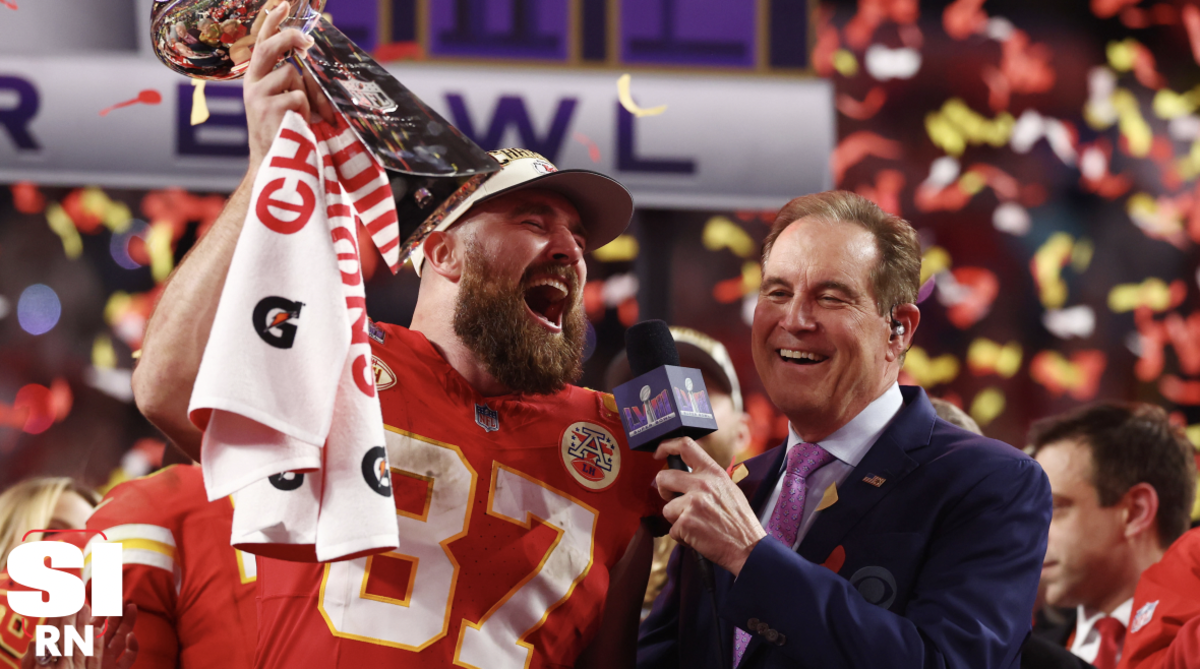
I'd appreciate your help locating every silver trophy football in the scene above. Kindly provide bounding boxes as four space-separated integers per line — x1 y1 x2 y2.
150 0 500 261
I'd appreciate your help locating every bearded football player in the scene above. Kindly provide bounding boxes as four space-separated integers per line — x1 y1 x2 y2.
132 4 661 668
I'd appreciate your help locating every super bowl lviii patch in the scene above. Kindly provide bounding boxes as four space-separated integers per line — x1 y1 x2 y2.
560 422 621 492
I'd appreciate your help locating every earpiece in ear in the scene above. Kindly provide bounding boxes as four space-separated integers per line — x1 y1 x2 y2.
891 321 905 338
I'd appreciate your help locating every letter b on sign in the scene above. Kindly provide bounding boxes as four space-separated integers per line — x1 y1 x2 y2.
6 542 123 617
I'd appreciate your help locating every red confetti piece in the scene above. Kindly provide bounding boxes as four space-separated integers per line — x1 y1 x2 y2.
836 87 888 120
14 384 53 434
99 89 163 117
1184 5 1200 66
11 182 45 214
1131 42 1167 90
945 267 999 329
1000 30 1055 95
0 0 17 10
1030 350 1107 400
813 16 840 78
61 189 104 234
943 0 988 40
1160 375 1200 405
573 132 602 163
831 131 903 185
1092 0 1141 19
855 168 905 215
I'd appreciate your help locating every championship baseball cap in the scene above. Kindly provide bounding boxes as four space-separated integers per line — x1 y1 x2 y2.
408 148 634 276
604 326 744 414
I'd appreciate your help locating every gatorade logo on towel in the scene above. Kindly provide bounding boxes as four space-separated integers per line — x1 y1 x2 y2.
253 296 304 349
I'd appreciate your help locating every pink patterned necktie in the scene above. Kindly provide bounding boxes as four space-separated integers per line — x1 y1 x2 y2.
732 442 835 667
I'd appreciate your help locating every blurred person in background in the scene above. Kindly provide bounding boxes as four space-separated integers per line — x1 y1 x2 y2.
1117 524 1200 669
928 397 981 434
0 478 139 669
1030 403 1196 669
604 326 752 615
83 451 257 669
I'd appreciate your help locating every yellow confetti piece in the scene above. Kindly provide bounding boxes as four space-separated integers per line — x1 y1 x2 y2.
926 99 1014 157
967 338 1023 378
1185 424 1200 448
617 74 667 118
1070 238 1093 274
592 234 639 262
702 216 756 258
816 482 838 511
969 387 1006 426
740 261 762 294
958 171 987 195
1032 232 1074 310
131 349 142 360
1108 277 1174 312
1151 88 1200 120
730 463 749 484
832 49 859 77
903 346 960 387
1112 89 1152 157
104 291 132 326
1106 38 1138 72
45 203 83 259
920 246 951 284
92 334 117 369
146 221 175 283
191 79 210 126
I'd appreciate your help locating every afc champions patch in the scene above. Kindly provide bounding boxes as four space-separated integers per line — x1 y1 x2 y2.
361 446 392 497
372 355 396 391
560 422 621 492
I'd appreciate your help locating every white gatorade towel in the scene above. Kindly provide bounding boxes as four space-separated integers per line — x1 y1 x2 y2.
190 110 400 562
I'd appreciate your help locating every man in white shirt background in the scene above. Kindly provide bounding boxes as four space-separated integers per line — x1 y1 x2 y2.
1030 403 1196 669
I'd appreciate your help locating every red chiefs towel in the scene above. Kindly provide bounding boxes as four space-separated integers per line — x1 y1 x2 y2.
190 110 400 561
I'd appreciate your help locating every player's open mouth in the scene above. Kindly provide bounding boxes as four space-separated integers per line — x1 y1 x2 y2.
524 277 570 333
778 349 829 365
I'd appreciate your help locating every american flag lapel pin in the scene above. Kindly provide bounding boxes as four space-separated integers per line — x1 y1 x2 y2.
862 474 886 487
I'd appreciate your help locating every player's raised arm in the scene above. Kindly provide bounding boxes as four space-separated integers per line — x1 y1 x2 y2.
133 2 315 459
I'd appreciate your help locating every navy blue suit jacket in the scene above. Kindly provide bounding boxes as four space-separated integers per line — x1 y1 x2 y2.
638 386 1052 669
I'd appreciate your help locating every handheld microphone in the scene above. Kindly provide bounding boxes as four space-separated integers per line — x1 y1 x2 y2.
614 319 719 598
615 320 718 466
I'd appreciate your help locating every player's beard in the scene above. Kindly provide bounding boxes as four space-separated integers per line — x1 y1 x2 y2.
453 243 586 395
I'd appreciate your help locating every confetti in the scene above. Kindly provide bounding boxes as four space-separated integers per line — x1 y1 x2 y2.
864 45 922 80
1030 233 1075 310
1043 306 1096 339
17 284 61 336
99 89 163 117
936 267 999 328
1108 277 1186 313
45 203 83 259
1030 350 1106 399
969 387 1006 426
855 169 904 215
999 30 1056 96
832 50 859 77
1126 193 1190 248
1184 5 1200 66
968 339 1023 377
93 334 117 369
836 87 888 120
592 234 639 262
920 246 952 284
145 221 176 282
902 347 960 387
943 0 988 40
573 132 601 163
925 98 1015 157
702 217 756 258
993 202 1031 235
1160 375 1200 405
831 131 902 184
0 0 17 10
616 74 666 118
11 182 45 214
191 79 210 126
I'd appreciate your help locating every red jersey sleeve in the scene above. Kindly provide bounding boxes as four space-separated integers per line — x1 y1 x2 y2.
1119 528 1200 669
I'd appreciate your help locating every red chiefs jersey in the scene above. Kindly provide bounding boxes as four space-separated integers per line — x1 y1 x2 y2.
85 465 258 669
1119 528 1200 669
1 533 89 667
255 323 663 669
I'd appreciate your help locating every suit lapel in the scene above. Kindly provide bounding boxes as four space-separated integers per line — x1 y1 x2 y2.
797 386 933 566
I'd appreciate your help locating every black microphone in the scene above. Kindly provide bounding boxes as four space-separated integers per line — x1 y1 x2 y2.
618 320 719 598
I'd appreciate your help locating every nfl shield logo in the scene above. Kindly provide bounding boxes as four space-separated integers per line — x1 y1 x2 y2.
475 404 499 432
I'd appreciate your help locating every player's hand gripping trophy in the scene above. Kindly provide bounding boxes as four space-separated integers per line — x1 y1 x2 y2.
149 0 500 257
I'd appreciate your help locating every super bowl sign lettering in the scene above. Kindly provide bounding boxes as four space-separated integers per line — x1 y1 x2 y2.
5 531 123 658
